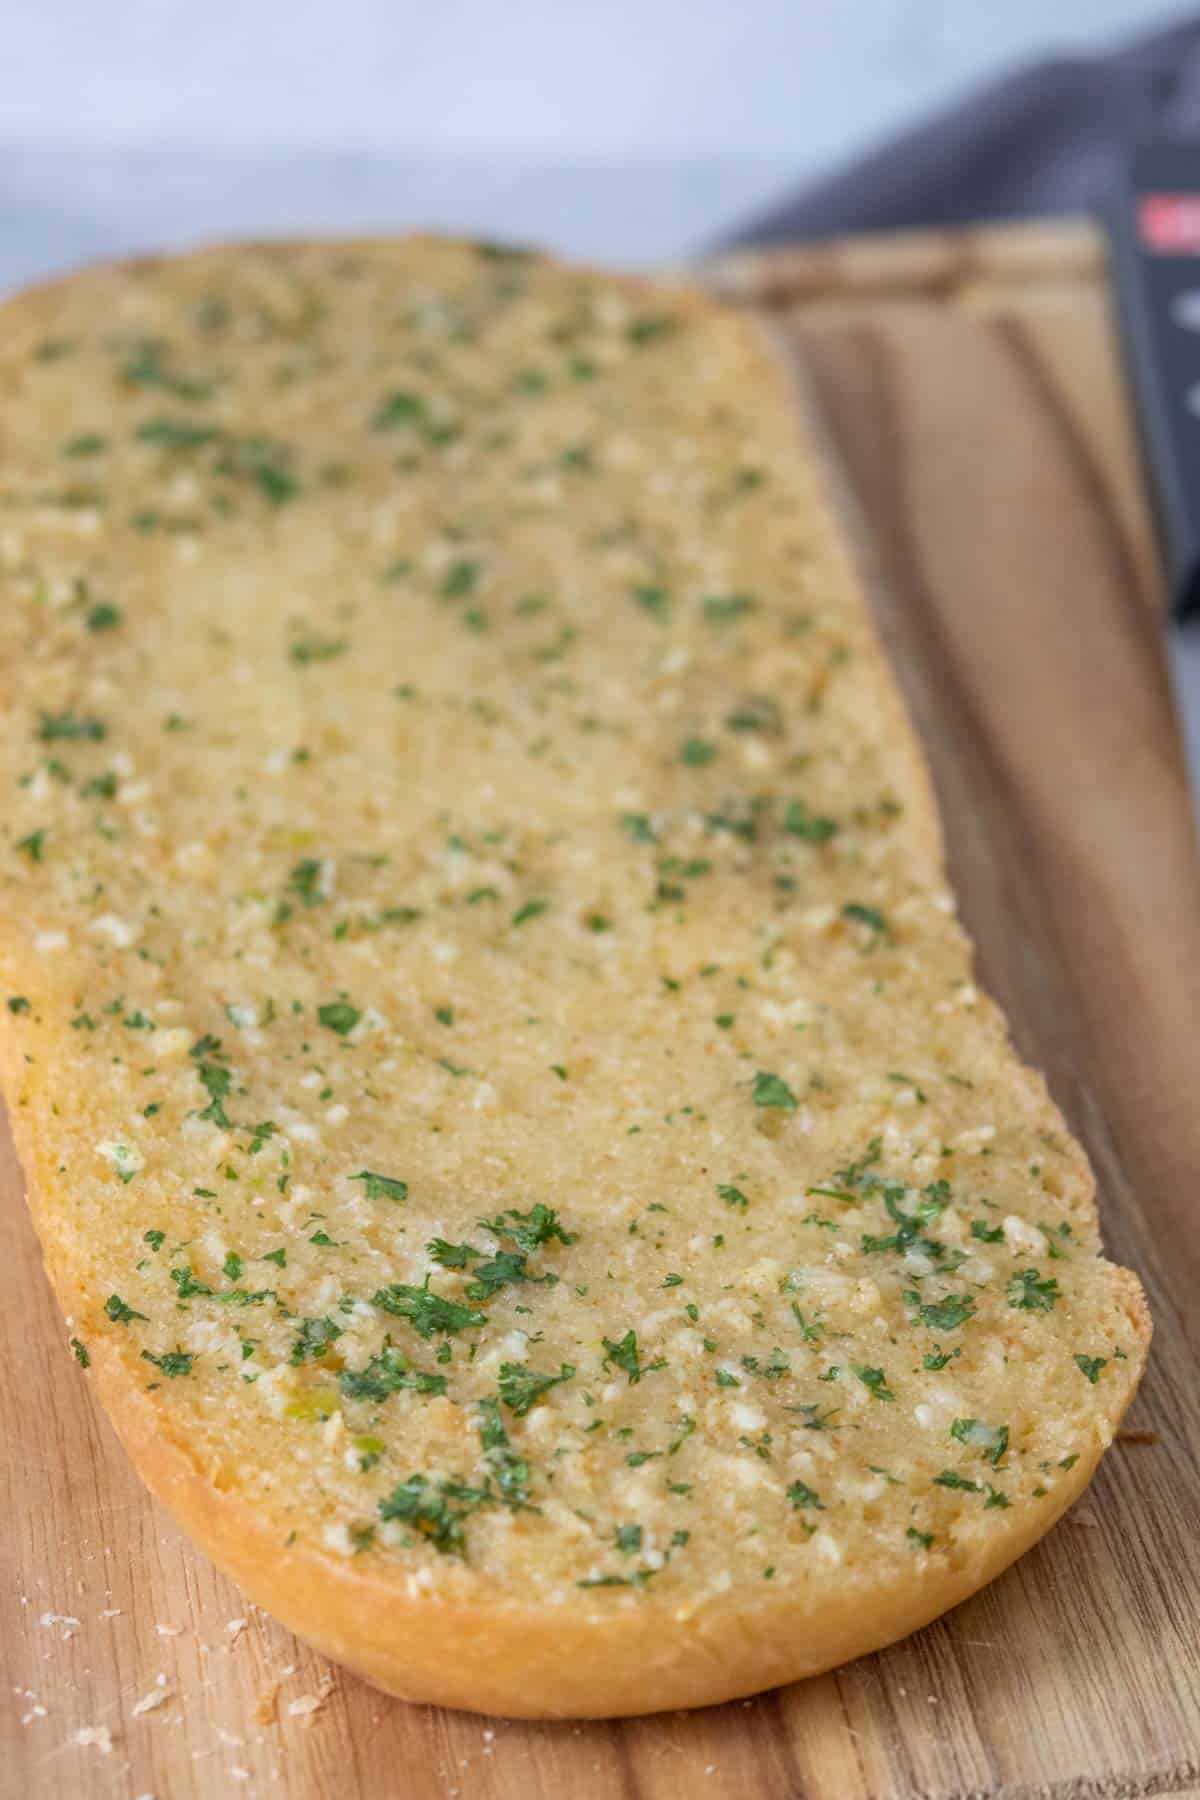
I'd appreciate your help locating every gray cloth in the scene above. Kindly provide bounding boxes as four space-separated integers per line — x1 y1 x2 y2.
723 13 1200 246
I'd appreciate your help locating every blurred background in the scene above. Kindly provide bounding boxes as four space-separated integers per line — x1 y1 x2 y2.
2 0 1196 285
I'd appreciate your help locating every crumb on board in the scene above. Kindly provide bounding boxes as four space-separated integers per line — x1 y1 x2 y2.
254 1682 280 1725
40 1612 81 1639
131 1675 172 1716
1117 1427 1159 1445
71 1725 114 1755
286 1675 336 1723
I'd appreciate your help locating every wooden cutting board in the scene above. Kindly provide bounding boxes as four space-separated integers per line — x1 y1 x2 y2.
4 221 1199 1800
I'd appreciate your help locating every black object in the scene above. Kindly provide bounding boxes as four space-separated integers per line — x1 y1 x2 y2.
1110 140 1200 619
721 13 1200 247
715 13 1200 624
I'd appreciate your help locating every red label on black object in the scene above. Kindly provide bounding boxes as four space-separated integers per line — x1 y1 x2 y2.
1138 193 1200 254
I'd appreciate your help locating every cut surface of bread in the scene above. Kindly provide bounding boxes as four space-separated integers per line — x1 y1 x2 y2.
0 237 1148 1719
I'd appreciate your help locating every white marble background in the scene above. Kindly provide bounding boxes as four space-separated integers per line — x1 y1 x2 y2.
2 0 1184 278
3 0 1198 790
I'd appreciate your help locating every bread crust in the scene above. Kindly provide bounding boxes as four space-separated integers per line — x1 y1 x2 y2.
0 1029 1150 1715
0 237 1150 1718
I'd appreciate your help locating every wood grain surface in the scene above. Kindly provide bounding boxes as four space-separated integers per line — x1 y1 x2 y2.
4 221 1199 1800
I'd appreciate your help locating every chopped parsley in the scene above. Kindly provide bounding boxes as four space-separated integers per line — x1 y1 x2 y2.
853 1364 895 1403
717 1184 749 1210
751 1070 797 1112
372 1281 486 1338
318 1000 361 1035
602 1329 662 1384
631 584 669 619
950 1418 1009 1466
842 902 888 943
679 738 716 767
914 1293 975 1332
783 800 836 842
37 710 106 743
1074 1354 1108 1384
290 1316 344 1364
787 1480 825 1511
479 1205 576 1252
511 899 548 927
377 1474 489 1557
142 1348 195 1378
498 1361 575 1415
1007 1269 1059 1312
104 1294 148 1325
351 1169 409 1202
86 602 123 631
340 1347 447 1400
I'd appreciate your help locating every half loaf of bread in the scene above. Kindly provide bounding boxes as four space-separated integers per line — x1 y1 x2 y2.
0 236 1148 1717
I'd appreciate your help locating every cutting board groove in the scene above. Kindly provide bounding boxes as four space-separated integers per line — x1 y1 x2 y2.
3 221 1198 1799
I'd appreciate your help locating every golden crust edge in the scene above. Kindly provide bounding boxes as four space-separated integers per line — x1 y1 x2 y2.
0 1007 1151 1719
0 235 1151 1718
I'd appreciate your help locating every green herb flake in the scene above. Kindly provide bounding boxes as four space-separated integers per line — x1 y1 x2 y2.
1007 1269 1060 1312
783 800 837 842
917 1294 975 1332
372 390 426 430
377 1474 489 1557
479 1204 576 1252
290 1316 343 1364
853 1364 895 1403
290 637 347 666
498 1360 575 1416
602 1329 661 1385
135 418 220 450
679 737 716 767
631 584 669 620
351 1169 409 1202
787 1480 825 1511
341 1348 447 1401
627 314 678 345
142 1348 195 1378
372 1281 487 1338
440 559 480 599
85 602 123 632
104 1294 148 1325
318 1000 361 1036
37 710 106 743
842 902 887 941
751 1070 797 1112
1074 1354 1108 1384
702 593 755 624
950 1417 1010 1466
